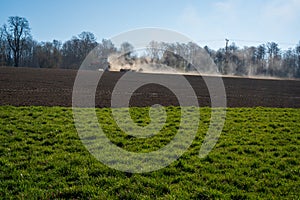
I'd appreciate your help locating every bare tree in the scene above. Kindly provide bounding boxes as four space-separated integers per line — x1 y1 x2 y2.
146 41 166 62
266 42 280 76
61 32 97 69
0 29 11 66
120 42 135 62
295 42 300 78
120 42 134 55
36 40 62 68
78 32 97 57
255 44 266 75
282 49 296 77
2 16 31 67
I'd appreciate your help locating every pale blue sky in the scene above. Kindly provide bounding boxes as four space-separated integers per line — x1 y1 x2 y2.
1 0 299 50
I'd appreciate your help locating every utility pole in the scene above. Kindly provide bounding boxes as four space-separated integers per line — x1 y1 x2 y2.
224 39 229 74
225 39 229 53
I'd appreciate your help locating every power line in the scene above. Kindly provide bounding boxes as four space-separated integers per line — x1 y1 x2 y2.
197 38 299 47
229 38 298 46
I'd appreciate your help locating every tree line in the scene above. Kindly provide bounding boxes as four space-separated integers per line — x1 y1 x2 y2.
1 16 300 78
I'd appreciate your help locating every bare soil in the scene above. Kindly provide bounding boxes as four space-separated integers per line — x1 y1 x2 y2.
1 67 299 108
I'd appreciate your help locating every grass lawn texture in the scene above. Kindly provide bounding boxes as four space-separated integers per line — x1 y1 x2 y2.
0 106 299 199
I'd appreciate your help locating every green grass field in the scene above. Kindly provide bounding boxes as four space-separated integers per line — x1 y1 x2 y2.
0 106 299 199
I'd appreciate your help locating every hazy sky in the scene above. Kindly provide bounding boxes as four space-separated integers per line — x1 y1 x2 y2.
1 0 299 50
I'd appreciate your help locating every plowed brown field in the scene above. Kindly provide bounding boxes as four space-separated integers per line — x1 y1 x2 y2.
1 67 299 108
